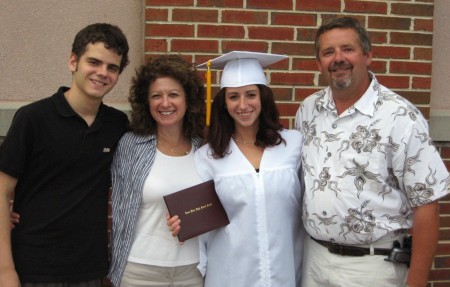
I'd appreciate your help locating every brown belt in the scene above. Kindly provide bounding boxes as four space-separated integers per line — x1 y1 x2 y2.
311 236 392 257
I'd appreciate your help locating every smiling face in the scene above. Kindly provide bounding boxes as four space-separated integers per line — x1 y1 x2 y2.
317 28 372 94
68 42 122 101
148 76 187 131
225 84 261 132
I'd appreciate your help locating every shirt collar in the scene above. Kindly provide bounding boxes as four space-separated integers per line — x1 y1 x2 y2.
352 72 379 117
318 71 380 118
53 86 77 118
52 86 107 122
136 133 157 144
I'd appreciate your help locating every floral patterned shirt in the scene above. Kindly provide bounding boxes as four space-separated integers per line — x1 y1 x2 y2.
295 73 450 245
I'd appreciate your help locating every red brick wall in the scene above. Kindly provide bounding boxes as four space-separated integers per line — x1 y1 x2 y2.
141 0 450 285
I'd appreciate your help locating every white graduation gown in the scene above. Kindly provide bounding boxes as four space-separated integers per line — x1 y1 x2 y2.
194 129 305 287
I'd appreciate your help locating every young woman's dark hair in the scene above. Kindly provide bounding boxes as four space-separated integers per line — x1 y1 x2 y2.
71 23 129 73
128 55 206 138
207 84 285 158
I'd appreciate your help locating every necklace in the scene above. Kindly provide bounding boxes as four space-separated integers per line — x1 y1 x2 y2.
233 135 255 145
157 137 190 156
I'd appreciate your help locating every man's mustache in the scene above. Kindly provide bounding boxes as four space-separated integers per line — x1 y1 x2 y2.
329 62 352 72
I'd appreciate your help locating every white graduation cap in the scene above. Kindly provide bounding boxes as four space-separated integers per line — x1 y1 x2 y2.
197 51 288 88
197 51 287 126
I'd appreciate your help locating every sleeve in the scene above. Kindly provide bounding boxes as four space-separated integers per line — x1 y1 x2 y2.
196 233 210 277
109 134 131 281
289 130 304 202
294 130 303 171
111 134 130 210
194 146 214 182
294 104 303 131
394 116 450 207
0 107 34 178
193 146 214 277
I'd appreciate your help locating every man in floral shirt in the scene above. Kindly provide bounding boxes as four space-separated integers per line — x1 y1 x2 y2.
295 17 449 287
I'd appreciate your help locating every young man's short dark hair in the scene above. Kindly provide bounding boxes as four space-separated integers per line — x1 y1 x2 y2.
71 23 130 73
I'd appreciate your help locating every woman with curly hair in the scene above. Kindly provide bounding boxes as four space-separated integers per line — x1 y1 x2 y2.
109 55 205 287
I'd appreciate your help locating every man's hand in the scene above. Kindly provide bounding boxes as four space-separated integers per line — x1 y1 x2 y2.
0 172 19 287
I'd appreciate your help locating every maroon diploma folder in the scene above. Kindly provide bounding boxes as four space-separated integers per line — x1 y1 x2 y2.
164 180 230 241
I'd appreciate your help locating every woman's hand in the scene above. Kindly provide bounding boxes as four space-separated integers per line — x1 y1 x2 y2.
166 213 181 237
10 211 20 230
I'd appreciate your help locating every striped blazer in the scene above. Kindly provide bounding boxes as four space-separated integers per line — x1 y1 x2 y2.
108 131 203 286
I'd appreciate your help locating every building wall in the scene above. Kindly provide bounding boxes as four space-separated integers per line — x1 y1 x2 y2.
1 0 449 285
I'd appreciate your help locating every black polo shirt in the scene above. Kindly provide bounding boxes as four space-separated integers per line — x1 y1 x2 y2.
0 87 129 283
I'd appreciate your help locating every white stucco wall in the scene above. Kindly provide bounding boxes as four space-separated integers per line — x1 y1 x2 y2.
0 0 144 104
431 0 450 110
430 0 450 141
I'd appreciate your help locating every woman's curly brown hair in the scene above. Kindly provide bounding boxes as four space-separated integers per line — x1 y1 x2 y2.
128 55 206 138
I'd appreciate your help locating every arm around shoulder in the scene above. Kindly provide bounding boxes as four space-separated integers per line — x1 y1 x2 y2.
0 171 20 287
407 200 440 287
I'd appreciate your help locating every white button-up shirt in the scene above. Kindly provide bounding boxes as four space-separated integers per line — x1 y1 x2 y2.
295 73 450 245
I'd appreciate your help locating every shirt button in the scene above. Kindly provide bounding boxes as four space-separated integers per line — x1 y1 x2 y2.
327 152 332 157
332 124 337 129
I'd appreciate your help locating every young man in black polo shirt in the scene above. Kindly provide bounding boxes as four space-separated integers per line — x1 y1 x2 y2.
0 23 130 287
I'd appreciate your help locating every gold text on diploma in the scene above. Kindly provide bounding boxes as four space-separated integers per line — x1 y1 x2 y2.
184 203 213 215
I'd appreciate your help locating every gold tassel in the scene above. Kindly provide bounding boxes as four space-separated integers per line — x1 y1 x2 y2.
206 60 211 126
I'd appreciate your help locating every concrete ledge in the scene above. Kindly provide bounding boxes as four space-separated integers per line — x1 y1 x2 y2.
430 109 450 142
0 102 24 137
0 102 131 137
